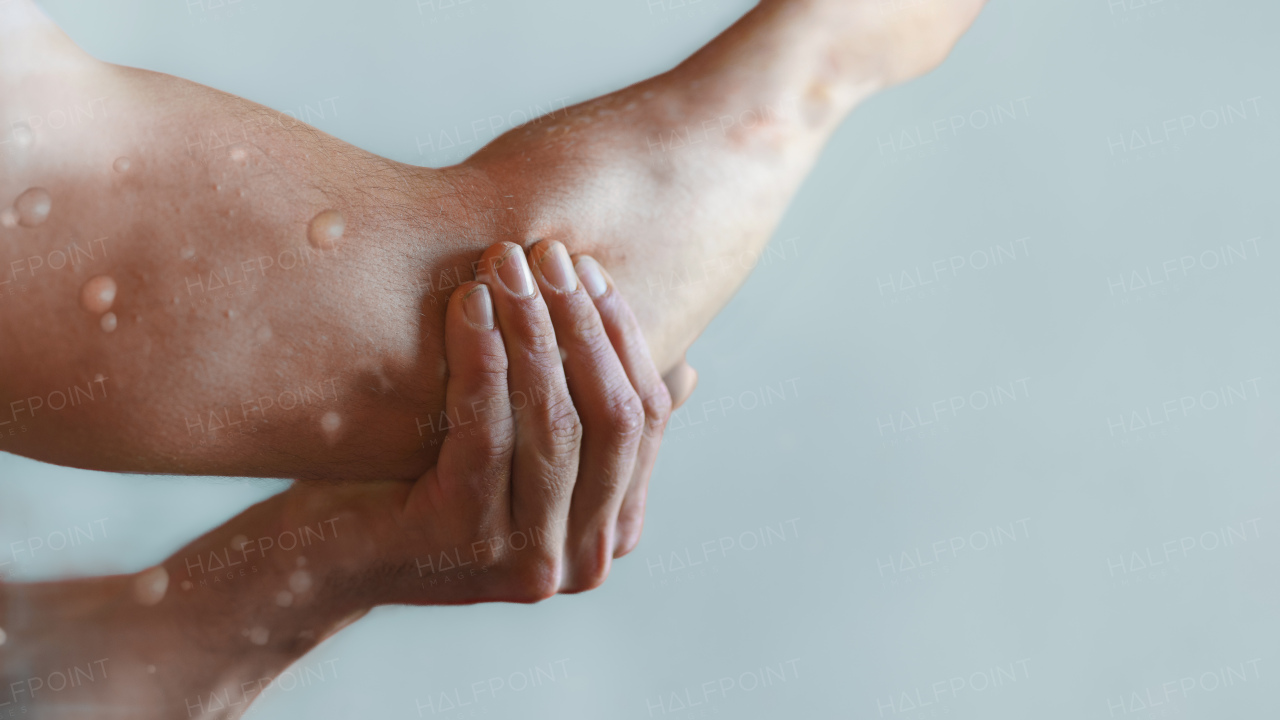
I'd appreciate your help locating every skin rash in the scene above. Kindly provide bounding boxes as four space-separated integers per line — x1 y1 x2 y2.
0 0 985 484
0 2 988 718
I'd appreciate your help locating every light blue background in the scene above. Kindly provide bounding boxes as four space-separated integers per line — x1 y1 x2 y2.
3 0 1278 717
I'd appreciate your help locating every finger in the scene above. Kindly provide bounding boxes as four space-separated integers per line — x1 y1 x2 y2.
407 282 513 532
663 359 698 410
529 241 644 592
572 255 672 558
477 241 581 592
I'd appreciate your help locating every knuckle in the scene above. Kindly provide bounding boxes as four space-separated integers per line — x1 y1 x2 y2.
604 391 646 446
472 348 509 379
542 397 584 451
518 318 560 357
641 383 673 432
565 568 608 594
509 553 560 603
566 299 602 337
472 415 514 461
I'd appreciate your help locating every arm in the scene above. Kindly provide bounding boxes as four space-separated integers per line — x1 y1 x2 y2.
1 243 669 718
0 0 984 481
469 0 987 361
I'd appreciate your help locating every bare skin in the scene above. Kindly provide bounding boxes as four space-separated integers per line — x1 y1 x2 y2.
0 0 985 485
0 1 988 717
1 245 674 718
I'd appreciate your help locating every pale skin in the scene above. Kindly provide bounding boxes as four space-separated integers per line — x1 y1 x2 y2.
0 0 986 716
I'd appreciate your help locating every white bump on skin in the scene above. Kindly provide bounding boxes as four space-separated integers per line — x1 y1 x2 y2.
248 626 269 646
289 569 313 594
99 312 117 333
307 209 345 250
133 566 170 606
12 123 33 147
320 412 341 439
0 208 16 228
113 157 131 173
80 276 117 314
276 591 294 608
14 187 51 227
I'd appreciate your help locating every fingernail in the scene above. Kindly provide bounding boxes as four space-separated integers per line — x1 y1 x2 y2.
495 246 536 298
463 284 494 329
575 256 608 298
536 241 578 293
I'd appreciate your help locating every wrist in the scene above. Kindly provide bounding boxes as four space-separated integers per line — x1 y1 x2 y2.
139 490 373 714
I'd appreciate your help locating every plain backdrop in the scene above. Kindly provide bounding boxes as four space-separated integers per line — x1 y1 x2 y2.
3 0 1279 717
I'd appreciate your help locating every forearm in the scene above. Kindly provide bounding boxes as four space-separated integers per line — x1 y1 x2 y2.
468 0 888 370
0 489 366 719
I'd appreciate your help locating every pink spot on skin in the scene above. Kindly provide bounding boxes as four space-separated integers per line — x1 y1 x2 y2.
320 412 341 440
0 208 16 228
80 276 117 314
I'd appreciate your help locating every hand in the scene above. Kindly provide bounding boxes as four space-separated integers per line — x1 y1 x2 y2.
286 241 673 604
0 244 671 720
